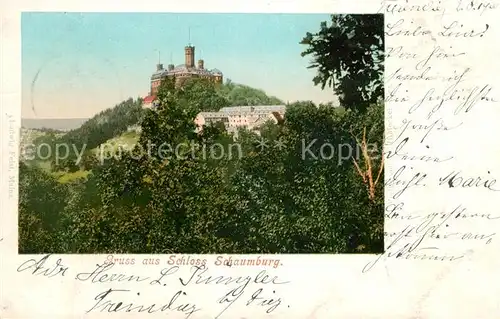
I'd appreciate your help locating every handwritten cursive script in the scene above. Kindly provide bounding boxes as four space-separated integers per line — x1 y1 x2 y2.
17 254 69 278
373 0 500 275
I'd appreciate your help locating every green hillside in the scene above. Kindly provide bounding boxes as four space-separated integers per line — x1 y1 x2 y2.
219 80 284 106
91 130 140 157
52 97 144 151
25 80 285 174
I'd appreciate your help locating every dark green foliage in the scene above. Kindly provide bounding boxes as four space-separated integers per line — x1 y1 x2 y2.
217 101 384 253
18 162 69 253
19 78 383 254
301 14 384 112
19 15 384 254
218 79 284 106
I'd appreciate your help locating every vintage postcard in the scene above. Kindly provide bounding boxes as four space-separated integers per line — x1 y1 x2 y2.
2 0 500 318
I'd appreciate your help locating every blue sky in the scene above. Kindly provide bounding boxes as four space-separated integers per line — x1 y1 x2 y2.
22 12 338 119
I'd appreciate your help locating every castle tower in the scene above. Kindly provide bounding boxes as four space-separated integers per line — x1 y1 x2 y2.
156 51 163 71
185 45 195 68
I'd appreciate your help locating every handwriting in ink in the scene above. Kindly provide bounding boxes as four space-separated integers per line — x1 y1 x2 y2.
215 281 247 319
386 46 419 60
438 21 490 38
386 19 433 37
364 223 464 273
392 118 462 143
176 265 288 318
17 254 68 278
386 83 410 103
426 204 500 220
385 137 453 163
385 202 422 220
379 0 444 15
456 0 498 14
415 45 466 70
386 165 428 199
409 84 494 119
86 288 200 319
179 265 289 287
439 170 500 191
75 262 150 283
389 66 471 85
408 68 469 115
246 288 282 313
150 266 179 286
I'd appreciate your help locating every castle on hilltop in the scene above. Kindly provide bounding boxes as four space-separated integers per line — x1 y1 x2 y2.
140 44 286 138
143 45 223 108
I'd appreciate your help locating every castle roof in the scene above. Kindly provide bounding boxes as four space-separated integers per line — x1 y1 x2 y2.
143 95 157 103
219 105 286 114
151 64 223 80
173 64 189 72
199 105 286 118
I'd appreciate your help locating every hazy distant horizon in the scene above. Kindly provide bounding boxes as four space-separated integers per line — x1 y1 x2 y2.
22 12 339 119
21 118 89 131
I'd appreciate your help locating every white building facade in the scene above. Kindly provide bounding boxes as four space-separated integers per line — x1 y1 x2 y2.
195 105 286 136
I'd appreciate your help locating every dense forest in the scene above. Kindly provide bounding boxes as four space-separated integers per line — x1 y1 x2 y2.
19 14 384 254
